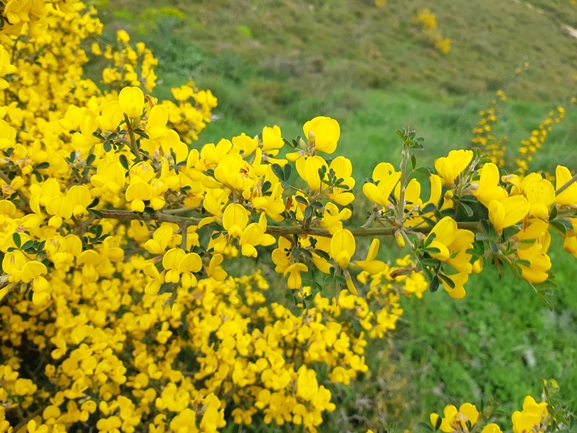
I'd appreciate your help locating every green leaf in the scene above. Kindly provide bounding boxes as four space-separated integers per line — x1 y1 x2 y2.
417 421 434 432
424 232 436 247
21 240 34 251
12 232 21 248
458 202 474 217
421 203 436 214
435 415 443 431
489 240 499 254
35 162 50 170
411 154 417 170
304 205 313 220
271 163 284 181
424 247 441 254
439 273 455 289
419 258 440 268
334 275 346 285
414 166 432 176
429 275 440 292
88 197 100 209
119 154 129 170
134 129 149 139
295 196 308 206
86 154 96 166
284 164 292 180
475 232 489 241
551 219 573 234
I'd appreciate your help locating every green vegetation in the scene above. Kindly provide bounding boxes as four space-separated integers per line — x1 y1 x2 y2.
93 0 577 430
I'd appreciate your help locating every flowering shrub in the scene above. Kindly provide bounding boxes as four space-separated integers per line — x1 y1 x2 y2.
426 380 575 432
414 9 452 54
0 1 576 433
473 87 569 175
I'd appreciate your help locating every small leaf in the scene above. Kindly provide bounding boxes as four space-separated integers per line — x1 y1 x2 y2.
417 421 434 432
435 415 443 431
134 129 149 139
284 164 292 180
334 275 346 285
35 162 50 170
88 197 100 209
86 154 96 166
421 203 436 214
21 240 34 251
550 219 572 234
295 196 308 206
423 232 436 247
12 232 21 248
304 205 313 220
489 239 499 254
271 163 285 181
429 275 440 292
549 205 558 220
315 250 330 261
119 154 129 170
411 154 417 170
458 202 474 217
424 247 441 254
419 258 440 268
475 232 489 241
438 273 455 289
459 195 478 203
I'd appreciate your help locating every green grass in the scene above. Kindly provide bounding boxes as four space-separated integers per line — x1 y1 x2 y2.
89 0 577 431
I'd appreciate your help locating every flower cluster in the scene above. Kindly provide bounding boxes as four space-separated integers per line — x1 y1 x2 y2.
516 106 566 174
414 8 452 54
472 90 508 168
429 395 550 433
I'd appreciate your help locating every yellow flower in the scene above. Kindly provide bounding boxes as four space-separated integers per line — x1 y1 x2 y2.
434 149 473 186
363 162 401 207
555 165 577 205
330 229 356 268
488 195 530 232
119 86 145 119
474 163 507 206
303 116 340 154
296 155 328 191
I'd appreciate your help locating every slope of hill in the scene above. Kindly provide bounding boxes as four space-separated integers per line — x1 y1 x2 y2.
101 0 577 102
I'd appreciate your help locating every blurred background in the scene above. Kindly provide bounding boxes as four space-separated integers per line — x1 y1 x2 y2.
92 0 577 430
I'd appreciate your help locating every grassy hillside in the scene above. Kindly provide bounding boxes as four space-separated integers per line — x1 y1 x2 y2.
99 0 577 102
